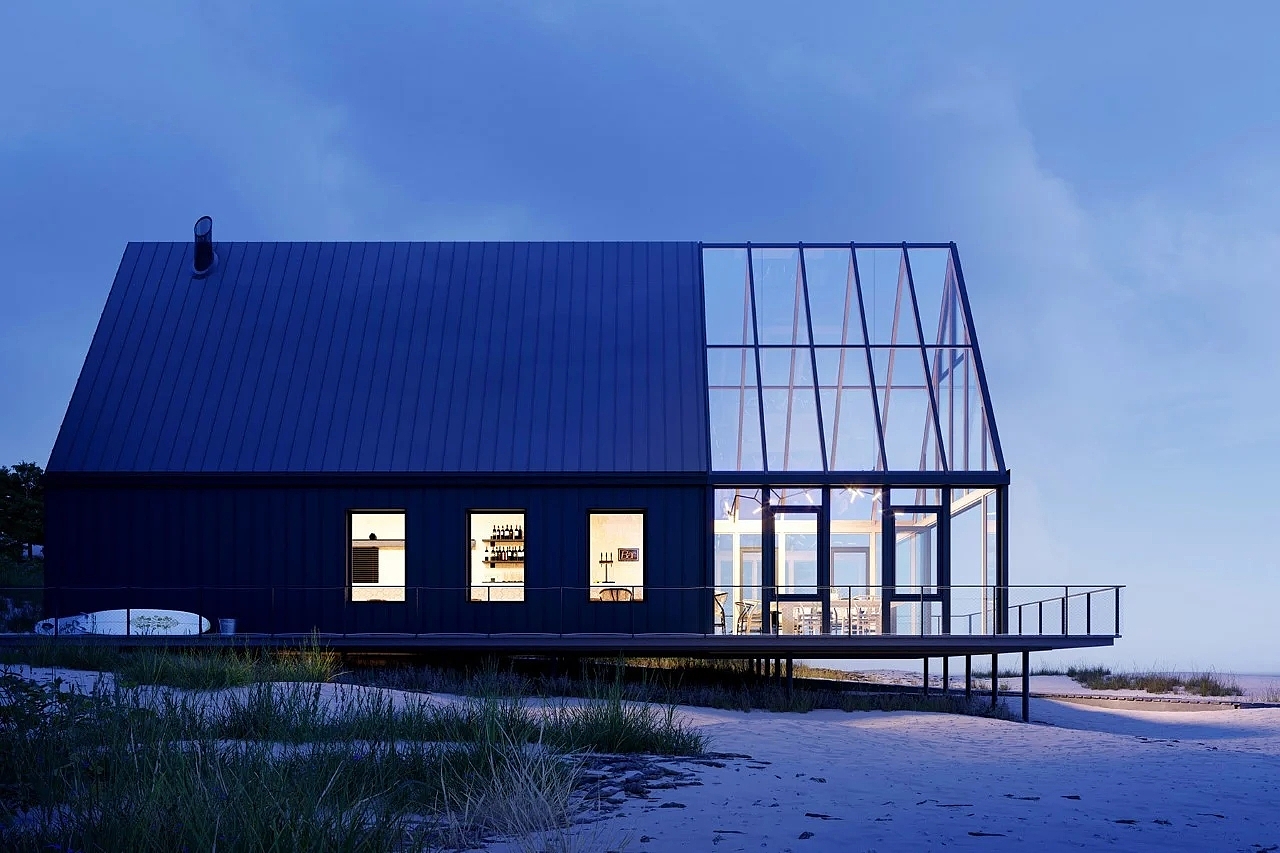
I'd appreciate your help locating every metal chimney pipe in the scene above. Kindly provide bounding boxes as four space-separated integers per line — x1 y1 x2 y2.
193 215 215 275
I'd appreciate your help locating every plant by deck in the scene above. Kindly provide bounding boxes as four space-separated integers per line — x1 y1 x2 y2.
0 671 706 851
0 635 341 689
0 554 41 634
1065 666 1243 697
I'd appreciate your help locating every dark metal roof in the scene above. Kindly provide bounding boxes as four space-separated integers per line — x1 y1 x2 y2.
50 241 709 474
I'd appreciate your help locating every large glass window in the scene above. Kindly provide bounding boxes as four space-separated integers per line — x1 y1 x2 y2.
350 511 406 602
589 512 645 601
469 511 525 602
701 244 1004 474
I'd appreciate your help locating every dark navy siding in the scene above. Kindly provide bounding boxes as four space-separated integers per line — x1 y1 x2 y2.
49 241 708 475
45 484 710 634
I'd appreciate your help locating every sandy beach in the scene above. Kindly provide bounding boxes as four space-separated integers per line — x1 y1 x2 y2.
522 697 1280 852
10 665 1279 851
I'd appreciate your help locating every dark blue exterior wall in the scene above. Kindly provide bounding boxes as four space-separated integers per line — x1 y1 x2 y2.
45 481 710 635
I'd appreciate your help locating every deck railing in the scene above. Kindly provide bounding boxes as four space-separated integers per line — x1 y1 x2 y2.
7 584 1123 639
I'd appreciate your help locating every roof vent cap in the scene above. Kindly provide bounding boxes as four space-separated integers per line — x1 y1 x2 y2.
193 215 217 277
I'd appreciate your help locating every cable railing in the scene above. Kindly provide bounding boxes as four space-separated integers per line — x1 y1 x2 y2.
2 584 1123 640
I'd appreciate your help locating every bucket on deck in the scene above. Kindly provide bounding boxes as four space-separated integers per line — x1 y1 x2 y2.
218 618 236 635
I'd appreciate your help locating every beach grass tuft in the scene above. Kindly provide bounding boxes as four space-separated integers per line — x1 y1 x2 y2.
1065 666 1242 696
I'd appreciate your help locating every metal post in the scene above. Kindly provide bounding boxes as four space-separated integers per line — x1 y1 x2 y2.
1061 587 1068 635
1021 650 1030 722
923 657 930 695
1086 591 1092 634
942 656 949 695
786 657 793 695
964 655 972 701
990 653 998 710
1038 601 1043 635
1114 587 1121 636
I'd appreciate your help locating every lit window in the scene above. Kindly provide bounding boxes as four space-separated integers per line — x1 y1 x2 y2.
470 511 525 602
589 512 644 601
350 512 406 602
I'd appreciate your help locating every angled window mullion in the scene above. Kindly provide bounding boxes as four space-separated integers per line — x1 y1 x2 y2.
902 245 949 472
851 244 888 470
798 245 829 472
829 250 858 468
879 256 911 437
747 245 769 473
782 255 804 469
948 245 1005 470
735 268 755 471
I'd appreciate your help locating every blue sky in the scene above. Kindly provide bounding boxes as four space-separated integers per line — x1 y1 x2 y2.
2 2 1277 670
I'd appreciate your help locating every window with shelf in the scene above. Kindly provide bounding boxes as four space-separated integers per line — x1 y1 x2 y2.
589 512 645 601
350 511 406 602
469 511 525 602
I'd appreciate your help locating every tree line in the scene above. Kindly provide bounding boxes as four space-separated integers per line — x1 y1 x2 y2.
1 462 43 560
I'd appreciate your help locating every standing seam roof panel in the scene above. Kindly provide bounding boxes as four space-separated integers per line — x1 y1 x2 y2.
250 243 322 471
49 241 708 474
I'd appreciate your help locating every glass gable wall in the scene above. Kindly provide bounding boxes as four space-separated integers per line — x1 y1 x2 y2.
703 244 1001 474
704 244 1009 636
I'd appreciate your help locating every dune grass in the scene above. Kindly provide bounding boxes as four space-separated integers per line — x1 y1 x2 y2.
0 635 342 689
0 668 706 851
1064 666 1242 697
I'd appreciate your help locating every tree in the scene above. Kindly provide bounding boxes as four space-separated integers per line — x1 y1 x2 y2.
0 462 44 560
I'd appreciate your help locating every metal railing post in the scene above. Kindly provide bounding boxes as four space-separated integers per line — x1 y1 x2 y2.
1114 587 1121 636
1086 590 1093 635
1061 586 1068 635
1038 601 1043 635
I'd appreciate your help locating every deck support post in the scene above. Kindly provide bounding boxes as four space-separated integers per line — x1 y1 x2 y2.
922 657 929 695
786 657 793 695
990 653 998 710
1021 650 1030 722
942 657 949 695
964 655 972 701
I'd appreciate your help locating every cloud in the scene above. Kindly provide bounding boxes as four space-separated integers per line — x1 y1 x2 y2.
907 69 1280 668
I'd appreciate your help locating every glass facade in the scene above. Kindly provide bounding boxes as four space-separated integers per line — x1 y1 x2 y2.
702 245 1001 474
